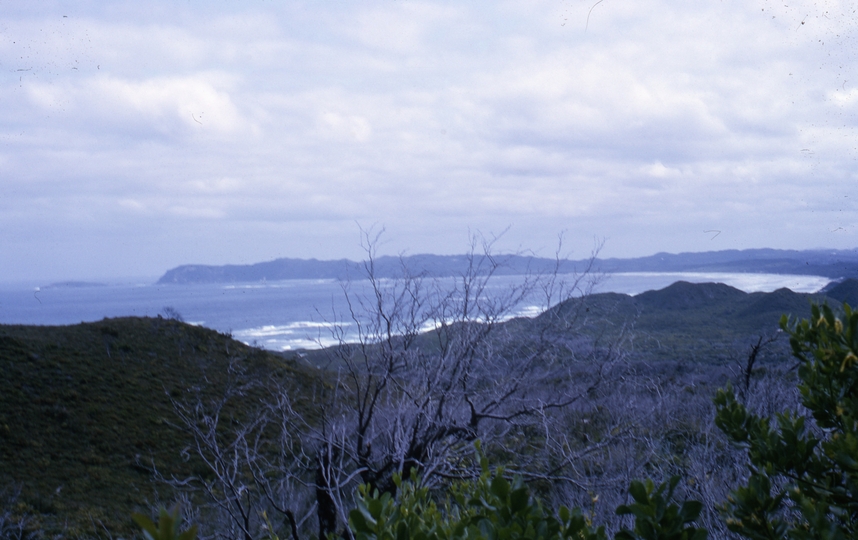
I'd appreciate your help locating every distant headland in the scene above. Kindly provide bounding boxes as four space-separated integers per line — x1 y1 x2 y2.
156 248 858 284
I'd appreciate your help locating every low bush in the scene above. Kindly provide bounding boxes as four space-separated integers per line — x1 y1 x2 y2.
348 443 705 540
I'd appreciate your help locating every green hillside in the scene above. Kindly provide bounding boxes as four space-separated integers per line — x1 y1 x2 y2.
0 317 319 538
535 281 829 364
821 277 858 306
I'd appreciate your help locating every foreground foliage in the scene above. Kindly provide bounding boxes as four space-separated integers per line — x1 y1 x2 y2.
348 444 705 540
715 303 858 539
133 506 198 540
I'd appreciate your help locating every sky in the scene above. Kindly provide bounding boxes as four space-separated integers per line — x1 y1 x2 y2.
2 0 858 282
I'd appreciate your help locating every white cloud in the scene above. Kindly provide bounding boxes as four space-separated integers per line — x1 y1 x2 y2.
118 198 147 213
319 112 373 143
168 205 225 219
830 88 858 106
642 162 681 178
2 0 858 281
25 73 247 138
188 177 245 194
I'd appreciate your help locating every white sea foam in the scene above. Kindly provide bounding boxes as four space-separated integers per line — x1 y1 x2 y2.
232 321 349 351
413 304 547 334
236 335 343 351
239 334 342 351
514 305 544 318
236 321 347 336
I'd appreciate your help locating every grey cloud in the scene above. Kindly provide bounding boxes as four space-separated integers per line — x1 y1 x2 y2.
2 0 858 281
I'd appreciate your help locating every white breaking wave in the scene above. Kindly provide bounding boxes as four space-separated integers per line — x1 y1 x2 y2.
514 305 544 318
236 321 347 337
232 321 350 351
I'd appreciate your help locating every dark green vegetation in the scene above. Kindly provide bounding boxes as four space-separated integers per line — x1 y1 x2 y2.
5 278 858 539
137 467 706 540
0 317 319 538
715 303 858 538
349 452 705 540
562 281 829 364
133 506 198 540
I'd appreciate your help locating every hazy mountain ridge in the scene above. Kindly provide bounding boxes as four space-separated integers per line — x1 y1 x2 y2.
157 248 858 284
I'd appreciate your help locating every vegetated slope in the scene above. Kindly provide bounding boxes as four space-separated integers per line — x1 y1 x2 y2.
541 281 834 365
820 278 858 307
0 317 319 538
634 281 747 310
305 281 834 372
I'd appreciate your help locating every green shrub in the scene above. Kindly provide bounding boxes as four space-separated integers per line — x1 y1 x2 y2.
349 444 705 540
132 506 197 540
615 477 706 540
715 303 858 539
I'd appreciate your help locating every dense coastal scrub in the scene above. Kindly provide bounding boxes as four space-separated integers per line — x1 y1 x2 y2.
4 272 858 538
128 302 858 540
0 317 320 538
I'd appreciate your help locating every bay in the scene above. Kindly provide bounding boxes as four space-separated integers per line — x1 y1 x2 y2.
0 272 831 351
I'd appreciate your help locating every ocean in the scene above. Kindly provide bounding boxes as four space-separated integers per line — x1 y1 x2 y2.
0 272 832 351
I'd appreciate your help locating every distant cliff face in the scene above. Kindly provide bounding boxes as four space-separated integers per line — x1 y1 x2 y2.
155 249 858 285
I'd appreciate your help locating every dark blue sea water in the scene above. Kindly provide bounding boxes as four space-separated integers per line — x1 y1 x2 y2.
0 272 831 351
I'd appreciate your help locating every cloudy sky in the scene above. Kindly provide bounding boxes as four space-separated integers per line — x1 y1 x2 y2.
2 0 857 282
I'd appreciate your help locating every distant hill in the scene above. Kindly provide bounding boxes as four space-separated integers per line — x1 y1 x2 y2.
635 281 746 311
524 279 838 365
156 248 858 284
